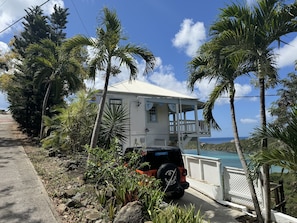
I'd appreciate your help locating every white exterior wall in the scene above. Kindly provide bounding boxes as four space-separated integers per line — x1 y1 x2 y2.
128 96 146 147
146 103 169 146
106 94 170 149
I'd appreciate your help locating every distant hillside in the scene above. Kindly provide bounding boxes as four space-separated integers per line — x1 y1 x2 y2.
187 138 280 154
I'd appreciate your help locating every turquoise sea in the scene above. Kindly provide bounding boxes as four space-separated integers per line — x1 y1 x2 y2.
184 149 243 168
199 136 248 144
184 137 285 173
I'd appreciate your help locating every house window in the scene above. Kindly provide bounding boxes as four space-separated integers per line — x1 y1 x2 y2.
148 106 157 122
109 98 122 107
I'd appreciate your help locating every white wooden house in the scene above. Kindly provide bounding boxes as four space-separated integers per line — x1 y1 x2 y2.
98 80 211 151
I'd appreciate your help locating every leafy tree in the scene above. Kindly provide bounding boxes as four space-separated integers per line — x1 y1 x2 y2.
8 5 71 136
13 6 50 58
8 62 42 135
42 90 129 153
0 49 17 93
251 108 297 191
25 39 84 138
209 1 297 221
269 72 297 127
188 41 263 222
0 73 12 93
42 90 97 153
64 7 155 149
49 5 69 45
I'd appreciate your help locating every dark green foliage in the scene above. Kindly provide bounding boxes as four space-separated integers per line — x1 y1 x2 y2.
8 5 74 137
150 204 204 223
42 90 97 153
49 5 69 44
270 73 297 128
41 90 129 153
13 6 50 57
8 63 42 135
85 144 165 221
270 173 297 217
98 104 129 149
251 108 297 175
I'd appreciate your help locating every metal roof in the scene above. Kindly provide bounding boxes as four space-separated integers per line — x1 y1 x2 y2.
108 80 197 100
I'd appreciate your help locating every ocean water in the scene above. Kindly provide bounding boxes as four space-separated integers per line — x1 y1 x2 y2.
184 137 284 173
184 149 243 168
199 136 248 144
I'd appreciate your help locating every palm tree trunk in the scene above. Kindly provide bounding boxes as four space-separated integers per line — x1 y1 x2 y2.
229 89 264 223
40 82 52 139
259 77 271 223
89 62 112 149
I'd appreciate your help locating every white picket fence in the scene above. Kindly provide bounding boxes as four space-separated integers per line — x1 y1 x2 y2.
183 154 297 223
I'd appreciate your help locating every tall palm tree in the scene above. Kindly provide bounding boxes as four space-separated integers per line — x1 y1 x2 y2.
188 41 264 222
209 1 297 221
64 8 155 148
26 38 84 139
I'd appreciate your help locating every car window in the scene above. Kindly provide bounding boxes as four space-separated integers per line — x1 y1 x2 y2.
140 150 184 170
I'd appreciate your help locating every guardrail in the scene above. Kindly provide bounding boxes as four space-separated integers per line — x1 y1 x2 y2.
183 154 297 223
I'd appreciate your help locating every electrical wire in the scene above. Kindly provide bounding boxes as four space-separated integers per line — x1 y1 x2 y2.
69 0 90 36
0 0 8 9
0 0 50 34
219 94 278 98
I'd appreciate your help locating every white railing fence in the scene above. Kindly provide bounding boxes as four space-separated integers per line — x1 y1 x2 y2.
223 166 263 210
169 120 210 135
183 154 297 223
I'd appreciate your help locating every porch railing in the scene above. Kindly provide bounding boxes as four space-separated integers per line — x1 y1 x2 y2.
169 120 210 136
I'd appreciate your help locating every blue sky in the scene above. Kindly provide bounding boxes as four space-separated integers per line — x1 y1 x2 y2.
0 0 297 137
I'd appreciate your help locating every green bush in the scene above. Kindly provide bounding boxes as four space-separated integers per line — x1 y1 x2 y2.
150 204 205 223
86 144 165 221
41 90 97 153
270 172 297 217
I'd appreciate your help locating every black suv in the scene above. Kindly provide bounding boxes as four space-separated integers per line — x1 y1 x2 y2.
124 146 189 199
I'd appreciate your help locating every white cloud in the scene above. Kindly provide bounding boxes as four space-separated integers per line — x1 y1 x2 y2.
172 19 206 57
0 0 64 37
234 83 253 100
246 0 256 7
191 79 252 104
240 118 258 124
0 42 9 54
274 36 297 68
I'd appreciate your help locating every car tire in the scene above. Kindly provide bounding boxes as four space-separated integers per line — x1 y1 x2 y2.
172 187 185 199
157 163 180 192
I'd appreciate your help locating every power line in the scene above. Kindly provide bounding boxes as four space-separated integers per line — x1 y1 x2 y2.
0 0 50 34
0 0 8 9
69 0 90 36
220 94 278 98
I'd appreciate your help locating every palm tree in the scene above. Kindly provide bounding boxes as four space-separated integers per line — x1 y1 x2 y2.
26 38 84 139
188 41 263 222
251 108 297 187
64 7 155 148
209 1 297 221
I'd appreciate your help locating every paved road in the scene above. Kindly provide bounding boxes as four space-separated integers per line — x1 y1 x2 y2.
177 187 244 223
0 114 59 223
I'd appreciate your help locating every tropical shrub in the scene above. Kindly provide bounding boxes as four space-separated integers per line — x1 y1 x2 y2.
41 90 97 153
86 143 165 221
150 204 205 223
42 90 129 153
